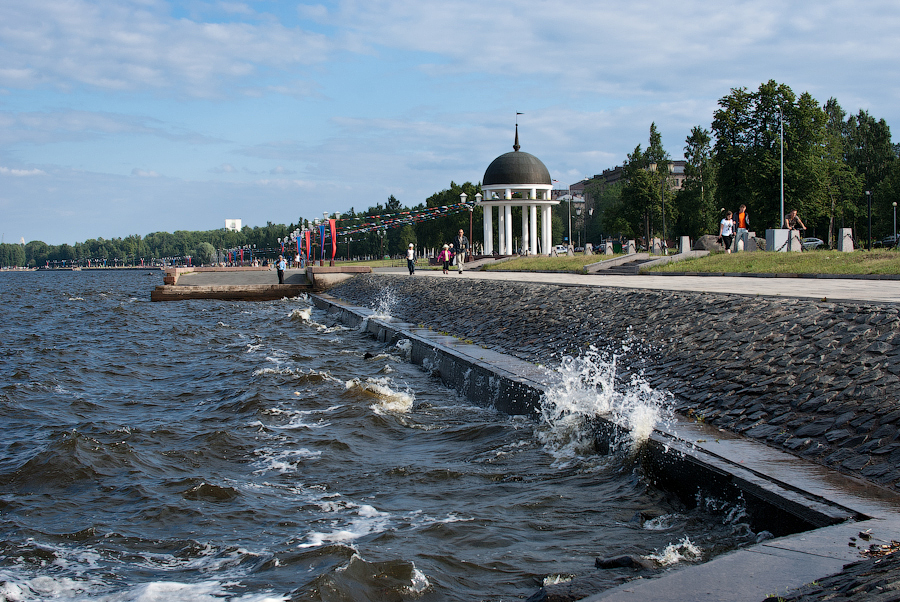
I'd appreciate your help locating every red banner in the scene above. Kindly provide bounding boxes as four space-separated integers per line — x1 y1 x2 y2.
330 219 337 261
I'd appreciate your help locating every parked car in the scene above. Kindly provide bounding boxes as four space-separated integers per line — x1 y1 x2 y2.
801 237 825 250
878 235 899 248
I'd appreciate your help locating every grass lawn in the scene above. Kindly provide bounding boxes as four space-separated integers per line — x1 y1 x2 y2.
482 254 619 273
646 250 900 275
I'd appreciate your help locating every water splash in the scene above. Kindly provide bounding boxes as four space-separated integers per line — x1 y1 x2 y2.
537 347 673 465
289 307 312 321
371 288 398 319
645 535 702 566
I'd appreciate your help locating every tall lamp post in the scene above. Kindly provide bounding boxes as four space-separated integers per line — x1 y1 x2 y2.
780 104 785 228
575 206 582 248
866 191 872 251
472 193 481 256
894 201 898 248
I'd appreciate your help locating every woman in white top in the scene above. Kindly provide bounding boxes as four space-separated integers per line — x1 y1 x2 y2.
406 243 416 275
719 211 736 254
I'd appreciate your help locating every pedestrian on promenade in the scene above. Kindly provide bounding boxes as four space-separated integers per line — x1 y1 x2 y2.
406 243 416 275
735 204 750 251
438 244 451 274
719 211 736 253
276 255 286 284
453 228 469 274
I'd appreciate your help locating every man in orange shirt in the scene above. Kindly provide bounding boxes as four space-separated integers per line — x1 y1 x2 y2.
736 204 750 251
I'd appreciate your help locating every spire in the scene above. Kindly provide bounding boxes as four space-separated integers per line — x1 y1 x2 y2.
513 123 520 152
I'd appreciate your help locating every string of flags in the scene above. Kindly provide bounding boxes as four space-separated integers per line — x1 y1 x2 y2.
330 202 474 236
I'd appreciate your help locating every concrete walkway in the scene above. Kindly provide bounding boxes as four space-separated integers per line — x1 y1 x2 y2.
374 267 900 304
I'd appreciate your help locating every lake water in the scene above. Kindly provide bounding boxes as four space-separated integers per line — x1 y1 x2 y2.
0 270 759 601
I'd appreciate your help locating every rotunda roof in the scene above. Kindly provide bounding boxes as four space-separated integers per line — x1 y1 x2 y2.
482 126 552 186
483 151 552 186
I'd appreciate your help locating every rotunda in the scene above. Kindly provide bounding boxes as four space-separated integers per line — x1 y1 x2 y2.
480 126 559 255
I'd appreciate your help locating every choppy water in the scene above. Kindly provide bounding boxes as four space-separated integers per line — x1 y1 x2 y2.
1 270 759 601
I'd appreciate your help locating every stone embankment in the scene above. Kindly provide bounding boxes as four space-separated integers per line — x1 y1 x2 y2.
330 274 900 490
329 274 900 601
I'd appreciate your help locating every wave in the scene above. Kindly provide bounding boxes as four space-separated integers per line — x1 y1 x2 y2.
344 377 413 413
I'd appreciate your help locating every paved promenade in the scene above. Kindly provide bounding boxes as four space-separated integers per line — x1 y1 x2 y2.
374 266 900 304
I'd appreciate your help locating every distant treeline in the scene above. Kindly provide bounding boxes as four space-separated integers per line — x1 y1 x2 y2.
2 182 501 268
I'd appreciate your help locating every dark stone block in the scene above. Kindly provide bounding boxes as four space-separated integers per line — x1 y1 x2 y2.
841 455 871 471
746 424 781 438
795 420 834 438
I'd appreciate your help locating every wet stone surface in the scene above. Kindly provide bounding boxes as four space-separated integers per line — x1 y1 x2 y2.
328 274 900 601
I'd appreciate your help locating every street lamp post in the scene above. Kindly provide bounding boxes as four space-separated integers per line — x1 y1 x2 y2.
587 208 592 250
894 202 898 248
866 191 872 251
473 193 481 256
780 104 785 228
575 207 582 248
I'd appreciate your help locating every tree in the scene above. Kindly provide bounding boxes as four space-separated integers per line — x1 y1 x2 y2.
584 181 631 239
822 98 863 245
676 126 719 239
712 80 828 232
196 242 216 265
619 124 673 243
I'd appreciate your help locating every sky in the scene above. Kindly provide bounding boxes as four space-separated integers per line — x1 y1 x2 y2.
2 0 899 245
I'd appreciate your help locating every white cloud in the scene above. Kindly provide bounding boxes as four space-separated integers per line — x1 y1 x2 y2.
131 168 160 177
0 166 46 176
0 0 334 96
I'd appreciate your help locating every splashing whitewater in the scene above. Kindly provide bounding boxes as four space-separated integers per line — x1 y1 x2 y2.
537 347 673 466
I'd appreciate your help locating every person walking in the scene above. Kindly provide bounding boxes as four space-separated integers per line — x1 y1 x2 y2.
406 243 416 275
736 204 750 251
453 229 469 274
276 255 286 284
719 211 736 254
438 244 451 274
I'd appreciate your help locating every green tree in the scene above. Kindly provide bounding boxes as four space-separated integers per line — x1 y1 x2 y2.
196 242 216 265
712 80 828 232
676 126 719 240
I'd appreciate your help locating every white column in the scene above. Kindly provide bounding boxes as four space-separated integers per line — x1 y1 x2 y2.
504 204 513 255
483 204 493 255
521 205 529 254
530 205 538 255
498 205 506 255
542 206 552 255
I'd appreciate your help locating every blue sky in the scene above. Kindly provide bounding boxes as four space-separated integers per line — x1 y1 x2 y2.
2 0 899 245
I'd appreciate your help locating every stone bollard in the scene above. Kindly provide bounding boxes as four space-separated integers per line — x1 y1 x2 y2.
567 244 575 257
745 231 757 252
679 236 691 253
838 228 854 252
651 237 663 255
788 229 802 252
626 240 636 254
766 229 790 252
584 243 593 256
603 241 614 255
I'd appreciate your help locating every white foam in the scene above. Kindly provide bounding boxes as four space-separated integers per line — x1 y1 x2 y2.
253 447 322 474
344 377 414 413
289 307 312 321
298 504 391 549
645 536 703 566
538 347 673 465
